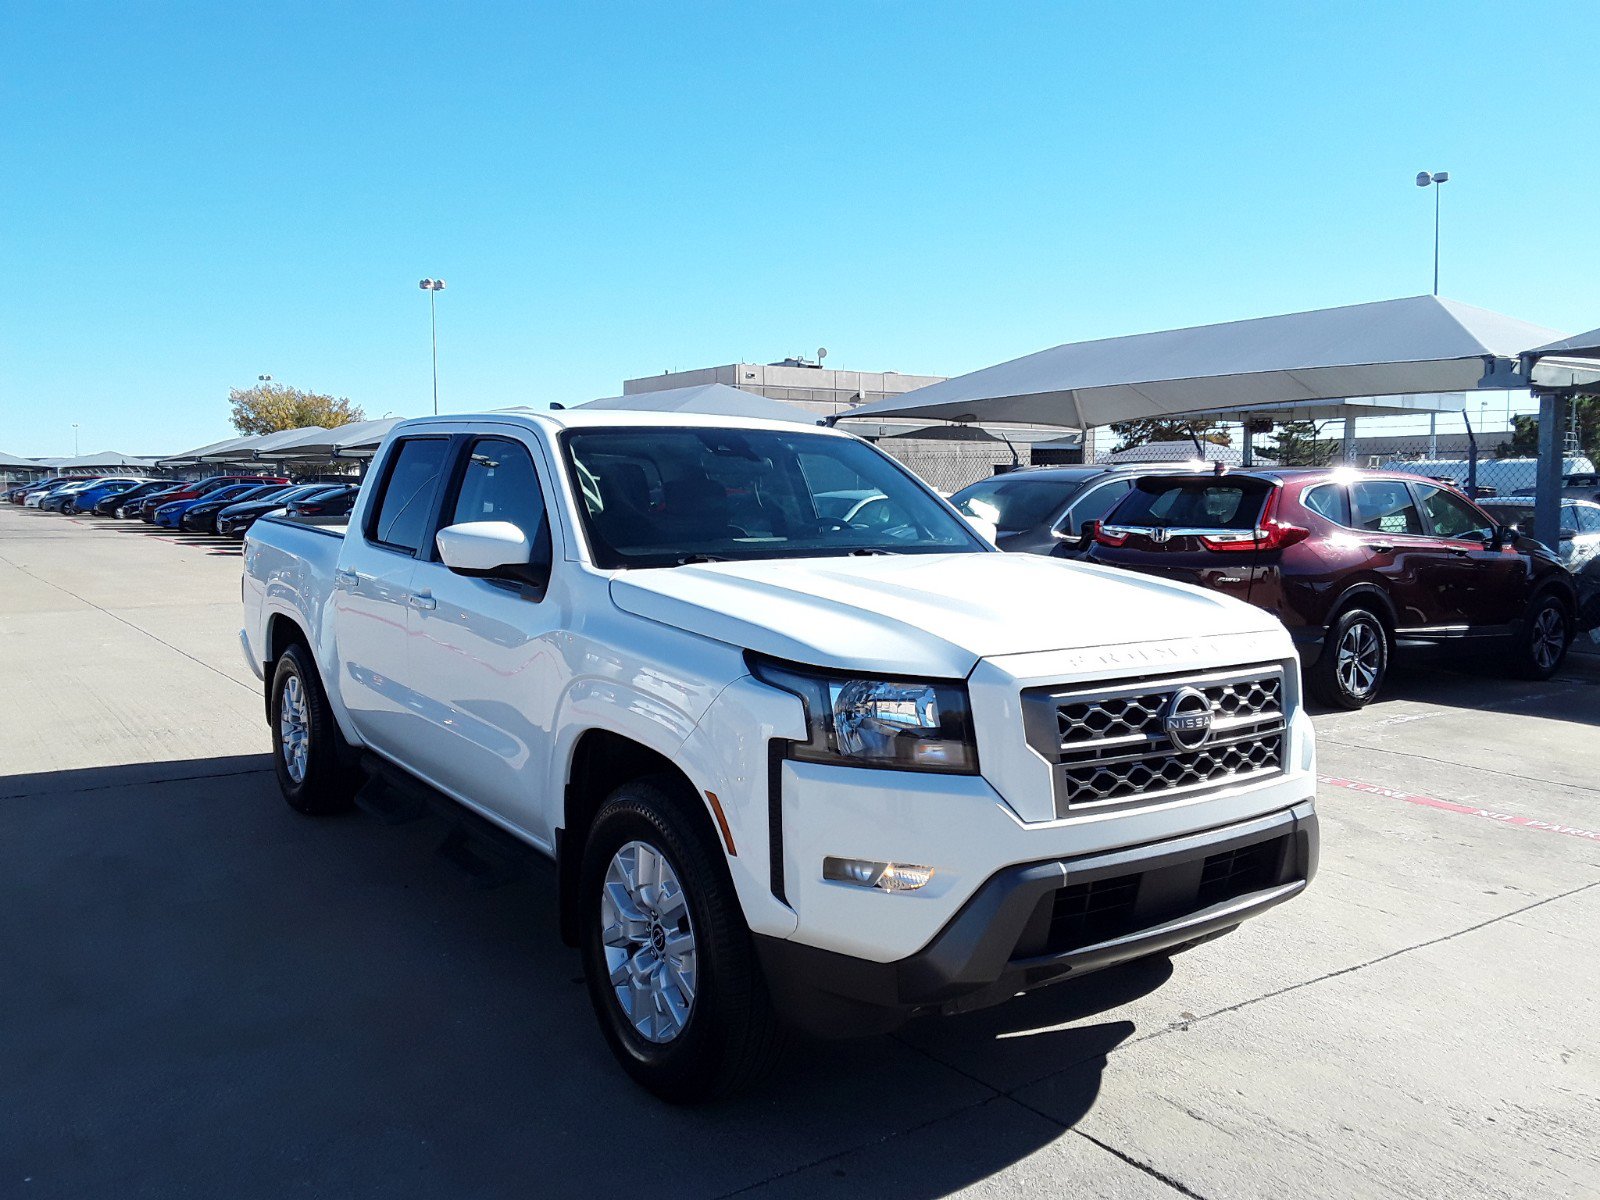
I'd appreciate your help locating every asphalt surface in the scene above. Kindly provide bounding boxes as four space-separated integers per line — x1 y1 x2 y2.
2 503 1598 1200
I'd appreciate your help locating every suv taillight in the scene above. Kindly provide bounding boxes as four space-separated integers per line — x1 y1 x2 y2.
1089 520 1128 547
1199 488 1308 552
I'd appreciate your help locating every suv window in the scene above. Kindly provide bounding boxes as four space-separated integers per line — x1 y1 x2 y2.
371 437 451 553
953 477 1081 533
1302 483 1350 527
1351 480 1424 536
447 437 548 546
1414 483 1492 540
1576 504 1600 534
1063 479 1134 530
1112 480 1268 530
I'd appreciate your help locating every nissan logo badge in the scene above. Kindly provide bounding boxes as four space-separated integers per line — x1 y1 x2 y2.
1162 687 1213 751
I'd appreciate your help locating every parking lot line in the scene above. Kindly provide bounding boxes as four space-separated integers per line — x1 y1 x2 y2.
1319 773 1600 843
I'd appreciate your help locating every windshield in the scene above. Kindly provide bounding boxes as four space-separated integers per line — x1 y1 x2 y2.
951 476 1082 532
563 427 984 568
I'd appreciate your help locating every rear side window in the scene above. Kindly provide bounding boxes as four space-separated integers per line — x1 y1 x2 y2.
1301 483 1350 527
447 437 548 546
953 477 1080 533
1065 479 1134 528
1415 484 1493 540
1576 505 1600 534
1111 480 1268 530
370 438 451 553
1351 480 1424 536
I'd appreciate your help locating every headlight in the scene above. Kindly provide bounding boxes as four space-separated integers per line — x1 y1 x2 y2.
748 654 978 774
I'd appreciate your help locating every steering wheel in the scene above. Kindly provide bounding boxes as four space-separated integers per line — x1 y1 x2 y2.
806 517 852 533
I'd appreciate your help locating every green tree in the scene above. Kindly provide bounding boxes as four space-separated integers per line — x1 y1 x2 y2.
1496 393 1600 461
229 383 365 435
1109 418 1232 452
1265 420 1338 467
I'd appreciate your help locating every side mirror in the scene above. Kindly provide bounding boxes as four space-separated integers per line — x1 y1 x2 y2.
962 513 999 545
1559 527 1577 542
436 521 548 587
1488 524 1519 549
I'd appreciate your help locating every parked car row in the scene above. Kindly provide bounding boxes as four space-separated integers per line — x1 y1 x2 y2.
951 464 1589 709
6 473 359 537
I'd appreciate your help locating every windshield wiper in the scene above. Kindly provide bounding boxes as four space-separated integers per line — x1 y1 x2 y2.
674 553 728 565
847 547 901 556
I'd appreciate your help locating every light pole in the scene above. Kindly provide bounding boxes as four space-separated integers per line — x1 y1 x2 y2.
1415 170 1449 295
418 278 447 415
72 423 79 456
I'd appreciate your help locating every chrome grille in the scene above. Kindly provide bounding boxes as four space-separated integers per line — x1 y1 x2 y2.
1024 665 1287 816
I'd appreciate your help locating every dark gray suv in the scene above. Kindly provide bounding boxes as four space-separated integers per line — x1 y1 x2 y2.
950 464 1198 555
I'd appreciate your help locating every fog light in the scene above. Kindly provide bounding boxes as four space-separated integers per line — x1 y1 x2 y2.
823 857 935 892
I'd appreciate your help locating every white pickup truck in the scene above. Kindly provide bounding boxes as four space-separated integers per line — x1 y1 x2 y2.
241 410 1318 1102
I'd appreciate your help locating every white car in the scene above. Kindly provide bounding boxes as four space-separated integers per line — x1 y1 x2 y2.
242 410 1318 1101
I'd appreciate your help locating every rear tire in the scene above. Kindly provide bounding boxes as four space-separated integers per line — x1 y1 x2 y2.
1507 591 1571 680
1308 606 1389 709
578 777 786 1103
269 643 358 815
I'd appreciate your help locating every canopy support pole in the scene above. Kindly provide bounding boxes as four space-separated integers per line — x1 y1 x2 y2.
1533 390 1563 550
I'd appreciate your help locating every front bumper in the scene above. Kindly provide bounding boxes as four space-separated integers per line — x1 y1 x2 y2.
755 800 1317 1037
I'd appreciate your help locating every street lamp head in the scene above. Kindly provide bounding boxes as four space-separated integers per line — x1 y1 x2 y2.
418 278 446 291
258 374 272 382
1432 171 1448 184
1416 171 1432 187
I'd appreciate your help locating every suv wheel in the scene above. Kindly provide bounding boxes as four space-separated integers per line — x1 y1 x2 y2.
1309 606 1389 709
1508 592 1570 680
269 644 358 814
579 777 785 1103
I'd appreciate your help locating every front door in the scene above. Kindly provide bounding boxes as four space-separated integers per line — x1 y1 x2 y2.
1348 478 1447 631
1409 482 1524 632
403 434 562 845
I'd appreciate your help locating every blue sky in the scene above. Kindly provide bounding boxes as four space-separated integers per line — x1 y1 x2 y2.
2 1 1595 456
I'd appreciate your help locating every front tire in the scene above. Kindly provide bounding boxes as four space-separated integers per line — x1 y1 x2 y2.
269 643 358 815
578 777 785 1103
1308 606 1390 709
1508 591 1571 680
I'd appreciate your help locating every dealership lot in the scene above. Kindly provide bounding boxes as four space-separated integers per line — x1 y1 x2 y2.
2 504 1597 1199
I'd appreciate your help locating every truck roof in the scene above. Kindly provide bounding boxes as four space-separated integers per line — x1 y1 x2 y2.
390 408 844 437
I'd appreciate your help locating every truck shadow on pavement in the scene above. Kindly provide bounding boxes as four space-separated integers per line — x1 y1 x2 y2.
0 755 1164 1200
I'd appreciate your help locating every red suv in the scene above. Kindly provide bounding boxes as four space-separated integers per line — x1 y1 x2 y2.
1085 468 1578 708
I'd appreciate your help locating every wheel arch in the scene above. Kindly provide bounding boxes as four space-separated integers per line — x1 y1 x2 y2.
557 728 724 947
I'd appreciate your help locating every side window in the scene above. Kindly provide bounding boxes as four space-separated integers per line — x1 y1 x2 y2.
1576 506 1600 535
447 437 548 549
1351 480 1424 536
1301 483 1351 527
1065 479 1133 528
370 437 451 553
1415 484 1492 540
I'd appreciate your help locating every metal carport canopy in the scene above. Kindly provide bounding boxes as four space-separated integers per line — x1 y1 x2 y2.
1522 326 1600 548
844 295 1565 429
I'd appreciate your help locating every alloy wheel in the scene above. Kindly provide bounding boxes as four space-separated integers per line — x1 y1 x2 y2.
278 673 310 783
600 840 697 1044
1530 606 1565 671
1336 620 1382 698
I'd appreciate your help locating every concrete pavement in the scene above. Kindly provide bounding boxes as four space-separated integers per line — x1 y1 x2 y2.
2 503 1597 1199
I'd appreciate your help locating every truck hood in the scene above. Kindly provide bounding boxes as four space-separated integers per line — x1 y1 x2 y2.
609 552 1283 677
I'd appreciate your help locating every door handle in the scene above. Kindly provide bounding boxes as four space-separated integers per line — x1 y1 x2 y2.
333 568 359 588
407 592 437 611
1365 542 1394 554
1449 548 1470 557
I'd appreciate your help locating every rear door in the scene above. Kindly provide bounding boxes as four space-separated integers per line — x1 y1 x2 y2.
331 435 452 757
1095 475 1273 603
